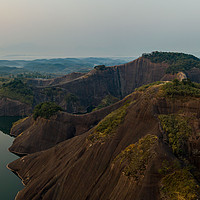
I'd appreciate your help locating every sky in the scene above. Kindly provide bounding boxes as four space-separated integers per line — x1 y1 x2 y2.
0 0 200 59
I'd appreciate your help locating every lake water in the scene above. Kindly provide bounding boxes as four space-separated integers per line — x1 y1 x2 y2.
0 117 24 200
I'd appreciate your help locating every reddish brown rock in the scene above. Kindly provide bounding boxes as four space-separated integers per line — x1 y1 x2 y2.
31 57 171 113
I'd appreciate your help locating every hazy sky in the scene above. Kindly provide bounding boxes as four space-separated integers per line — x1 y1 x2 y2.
0 0 200 59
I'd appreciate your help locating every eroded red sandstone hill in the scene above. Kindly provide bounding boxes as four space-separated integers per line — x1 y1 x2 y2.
31 57 171 113
30 56 200 113
8 84 200 200
1 54 200 116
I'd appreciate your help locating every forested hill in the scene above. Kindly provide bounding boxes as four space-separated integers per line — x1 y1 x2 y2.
142 51 200 73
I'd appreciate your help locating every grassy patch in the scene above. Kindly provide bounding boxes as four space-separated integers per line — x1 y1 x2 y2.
158 114 192 157
88 101 130 142
114 134 158 179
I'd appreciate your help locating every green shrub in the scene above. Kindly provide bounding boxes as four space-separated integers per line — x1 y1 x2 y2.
88 101 130 142
33 102 63 120
158 114 192 157
114 134 158 179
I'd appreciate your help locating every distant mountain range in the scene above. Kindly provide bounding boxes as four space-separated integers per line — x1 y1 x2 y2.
0 57 135 77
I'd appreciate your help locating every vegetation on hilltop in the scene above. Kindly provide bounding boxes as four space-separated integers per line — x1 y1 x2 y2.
33 102 63 120
142 51 200 74
162 79 200 98
135 78 200 98
0 79 34 105
88 101 130 142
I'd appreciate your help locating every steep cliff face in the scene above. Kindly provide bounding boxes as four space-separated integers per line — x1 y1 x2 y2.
113 57 169 97
33 57 200 113
8 84 200 200
0 97 31 116
32 57 171 112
